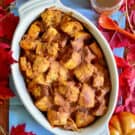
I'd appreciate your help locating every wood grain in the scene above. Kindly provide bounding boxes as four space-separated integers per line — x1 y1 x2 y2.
0 1 10 135
0 100 9 135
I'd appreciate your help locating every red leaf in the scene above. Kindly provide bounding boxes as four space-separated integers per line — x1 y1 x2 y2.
10 124 36 135
98 25 130 49
0 42 10 49
120 0 135 12
129 10 135 31
2 13 19 40
0 7 19 40
115 67 135 114
0 6 7 14
0 81 14 99
98 23 135 49
98 1 135 115
115 105 124 113
126 47 135 62
0 42 15 80
0 7 7 37
0 42 15 100
3 0 15 6
115 55 130 68
0 7 18 101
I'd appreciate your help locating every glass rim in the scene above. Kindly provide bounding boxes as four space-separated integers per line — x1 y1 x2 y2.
90 0 124 13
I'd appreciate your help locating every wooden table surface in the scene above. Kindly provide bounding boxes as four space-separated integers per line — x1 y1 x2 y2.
0 100 9 135
0 1 10 134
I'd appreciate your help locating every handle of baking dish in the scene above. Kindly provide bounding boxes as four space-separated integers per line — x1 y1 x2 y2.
18 0 64 19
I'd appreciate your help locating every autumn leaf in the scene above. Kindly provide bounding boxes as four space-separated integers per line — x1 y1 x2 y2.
0 42 15 79
120 0 135 12
3 0 15 6
0 6 6 16
10 124 36 135
0 42 15 100
116 67 135 113
0 6 19 40
126 45 135 63
114 56 135 114
98 15 135 114
98 25 130 49
0 81 14 99
115 55 130 68
130 10 135 27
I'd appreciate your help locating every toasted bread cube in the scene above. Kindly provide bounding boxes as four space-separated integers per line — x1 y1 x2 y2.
56 81 79 102
54 93 65 106
92 105 107 116
20 39 36 50
95 86 110 102
58 65 69 82
40 85 50 97
47 110 69 126
42 27 58 42
74 31 91 40
61 15 73 24
74 63 95 82
33 21 44 33
25 62 33 79
58 101 70 114
71 39 83 51
79 84 95 108
61 21 83 37
20 58 33 79
96 65 111 86
31 86 41 99
89 42 103 59
83 46 96 63
35 96 52 111
24 50 36 62
71 31 91 51
59 34 69 48
19 56 27 71
28 22 40 39
35 41 45 56
41 9 63 27
46 42 59 58
64 118 78 131
33 56 49 74
63 51 81 70
66 83 80 102
57 84 67 96
45 61 59 84
76 111 95 128
71 31 90 51
28 81 44 97
92 99 107 116
27 80 37 91
93 73 104 88
34 74 46 85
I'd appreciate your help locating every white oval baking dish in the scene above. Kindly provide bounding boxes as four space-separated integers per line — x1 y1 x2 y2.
11 0 118 135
